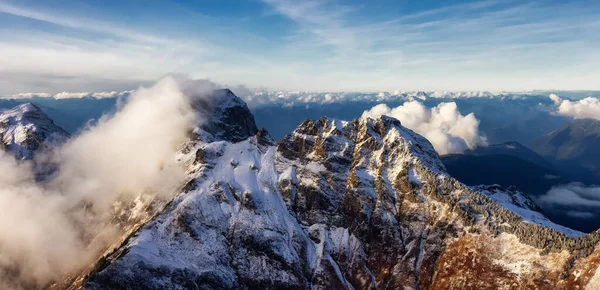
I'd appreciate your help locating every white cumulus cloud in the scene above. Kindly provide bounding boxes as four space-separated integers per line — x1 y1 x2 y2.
362 101 488 154
549 94 600 120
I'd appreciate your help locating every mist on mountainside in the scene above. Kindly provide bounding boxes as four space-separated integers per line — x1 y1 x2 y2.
0 77 214 289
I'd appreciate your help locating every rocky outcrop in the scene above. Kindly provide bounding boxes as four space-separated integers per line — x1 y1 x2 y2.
191 89 258 143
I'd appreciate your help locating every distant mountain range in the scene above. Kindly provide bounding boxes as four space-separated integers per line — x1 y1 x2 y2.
0 97 118 134
465 141 558 171
0 92 572 145
441 137 600 232
441 141 567 193
531 118 600 184
441 153 566 197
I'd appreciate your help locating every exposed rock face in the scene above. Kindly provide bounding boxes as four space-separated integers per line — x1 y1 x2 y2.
191 89 258 143
58 92 600 289
0 103 69 159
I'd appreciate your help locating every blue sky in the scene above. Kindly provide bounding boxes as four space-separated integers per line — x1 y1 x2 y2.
0 0 599 94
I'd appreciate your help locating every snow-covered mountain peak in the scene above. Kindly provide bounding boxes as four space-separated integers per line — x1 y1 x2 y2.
0 102 69 159
3 102 49 120
359 115 446 173
13 102 41 113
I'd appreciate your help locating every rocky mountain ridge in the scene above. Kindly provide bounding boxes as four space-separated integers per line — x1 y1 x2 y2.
2 93 600 289
75 91 600 289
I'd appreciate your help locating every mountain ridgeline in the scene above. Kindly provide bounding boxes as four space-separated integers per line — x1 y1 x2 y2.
531 119 600 184
1 91 600 289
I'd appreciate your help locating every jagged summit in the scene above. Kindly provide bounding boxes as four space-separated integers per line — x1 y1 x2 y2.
279 115 446 174
212 88 247 107
192 89 258 143
0 102 69 159
4 102 50 120
14 102 42 112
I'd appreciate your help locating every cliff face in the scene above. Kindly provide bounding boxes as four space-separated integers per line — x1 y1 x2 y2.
53 91 600 290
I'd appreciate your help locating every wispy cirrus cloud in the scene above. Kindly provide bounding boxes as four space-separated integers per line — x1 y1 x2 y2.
261 0 600 91
0 0 600 94
0 1 168 44
0 1 284 95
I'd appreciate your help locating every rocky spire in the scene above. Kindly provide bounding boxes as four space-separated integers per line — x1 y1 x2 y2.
192 89 258 143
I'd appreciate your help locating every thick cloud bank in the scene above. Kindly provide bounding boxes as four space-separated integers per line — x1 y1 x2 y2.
538 183 600 220
362 101 487 154
0 77 205 289
549 94 600 120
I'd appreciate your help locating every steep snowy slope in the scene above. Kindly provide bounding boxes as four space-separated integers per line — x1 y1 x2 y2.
0 103 69 159
73 91 600 290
